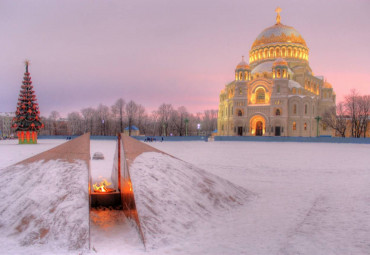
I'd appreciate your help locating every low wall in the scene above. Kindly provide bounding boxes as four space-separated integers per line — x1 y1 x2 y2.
38 135 117 140
132 135 209 142
18 133 91 164
214 136 370 144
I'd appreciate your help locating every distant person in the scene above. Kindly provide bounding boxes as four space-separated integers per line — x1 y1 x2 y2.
161 137 164 142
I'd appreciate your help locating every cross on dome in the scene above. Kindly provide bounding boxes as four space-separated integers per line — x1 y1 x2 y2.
275 7 282 24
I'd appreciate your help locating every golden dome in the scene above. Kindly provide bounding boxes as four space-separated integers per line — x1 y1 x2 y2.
251 23 307 49
249 8 309 65
273 58 288 67
236 56 250 69
323 81 333 88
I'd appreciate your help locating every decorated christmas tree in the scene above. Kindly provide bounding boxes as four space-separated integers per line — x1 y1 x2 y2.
12 60 43 144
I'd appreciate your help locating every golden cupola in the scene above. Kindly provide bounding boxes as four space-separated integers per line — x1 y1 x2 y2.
249 7 309 65
235 56 251 81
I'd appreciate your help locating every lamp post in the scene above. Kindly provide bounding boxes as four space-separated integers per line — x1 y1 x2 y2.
197 123 201 136
184 118 189 136
315 116 321 137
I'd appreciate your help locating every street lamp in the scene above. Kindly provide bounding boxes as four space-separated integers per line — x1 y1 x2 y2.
197 123 201 136
315 116 321 137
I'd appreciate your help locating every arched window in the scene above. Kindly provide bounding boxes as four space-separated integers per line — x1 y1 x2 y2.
237 110 243 116
293 104 297 114
276 109 281 116
292 88 296 94
239 87 242 95
282 69 286 78
293 122 297 131
256 88 265 104
239 72 243 80
305 104 308 114
277 69 281 78
304 123 307 131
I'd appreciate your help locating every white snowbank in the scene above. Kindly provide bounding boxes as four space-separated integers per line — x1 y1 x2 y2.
0 159 89 254
130 152 253 250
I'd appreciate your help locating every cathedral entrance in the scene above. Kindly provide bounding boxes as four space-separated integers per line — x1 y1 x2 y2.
275 126 281 136
255 121 263 136
250 115 266 136
237 126 243 136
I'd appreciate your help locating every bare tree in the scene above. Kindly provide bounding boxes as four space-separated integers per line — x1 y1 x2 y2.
49 111 60 135
81 107 96 134
345 89 361 137
67 112 83 135
170 106 189 136
111 98 125 134
358 95 370 137
125 100 138 136
96 104 110 135
322 103 347 137
136 104 147 135
157 103 173 136
202 109 218 135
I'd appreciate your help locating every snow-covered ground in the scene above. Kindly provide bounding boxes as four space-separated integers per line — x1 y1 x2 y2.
1 139 370 255
0 139 66 168
149 141 370 255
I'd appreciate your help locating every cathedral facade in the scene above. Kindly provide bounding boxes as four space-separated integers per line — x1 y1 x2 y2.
217 9 336 137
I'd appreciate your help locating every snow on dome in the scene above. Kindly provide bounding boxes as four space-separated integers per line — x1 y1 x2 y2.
251 61 274 74
273 58 288 66
288 80 302 89
236 56 250 69
129 152 253 249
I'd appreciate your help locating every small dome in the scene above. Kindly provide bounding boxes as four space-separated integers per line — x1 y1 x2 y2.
323 81 332 88
273 58 288 67
236 56 250 69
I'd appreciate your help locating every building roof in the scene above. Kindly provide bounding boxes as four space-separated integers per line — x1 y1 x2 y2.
124 125 139 131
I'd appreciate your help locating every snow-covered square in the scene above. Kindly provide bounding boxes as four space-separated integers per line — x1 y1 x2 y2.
1 139 370 255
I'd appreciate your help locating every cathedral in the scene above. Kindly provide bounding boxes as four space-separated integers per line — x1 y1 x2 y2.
217 8 336 137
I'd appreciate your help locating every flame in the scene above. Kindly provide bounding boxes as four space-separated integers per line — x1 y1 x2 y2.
93 179 112 193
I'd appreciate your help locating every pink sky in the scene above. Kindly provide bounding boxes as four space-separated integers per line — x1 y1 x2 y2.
1 0 370 117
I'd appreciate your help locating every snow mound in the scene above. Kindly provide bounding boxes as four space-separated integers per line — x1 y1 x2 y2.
0 160 89 254
130 152 253 249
